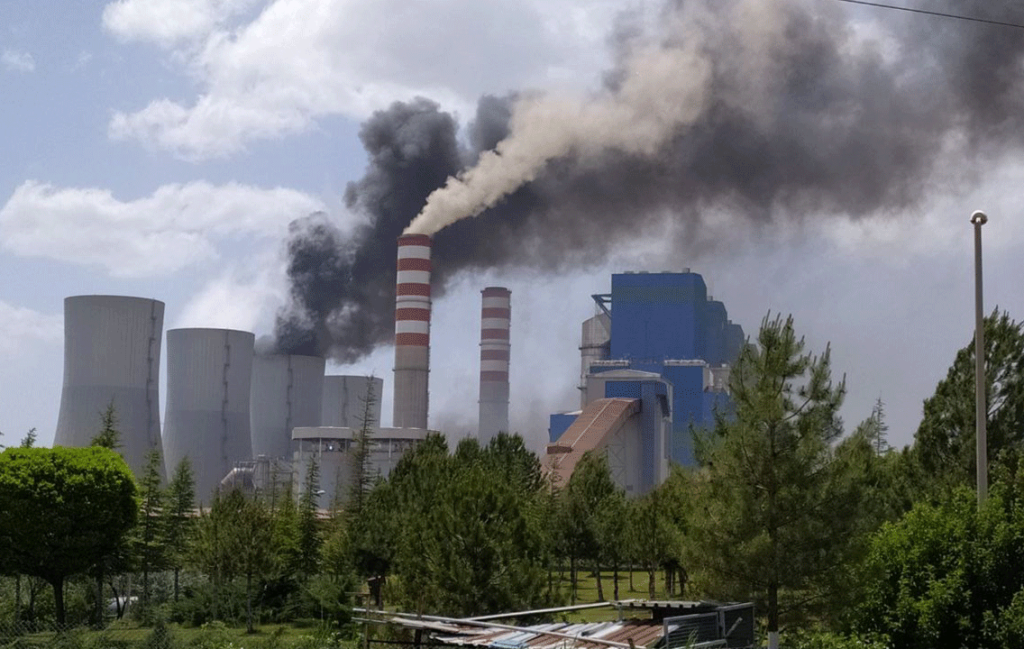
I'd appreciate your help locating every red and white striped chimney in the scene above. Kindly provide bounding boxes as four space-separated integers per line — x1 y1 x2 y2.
393 234 431 429
478 287 511 444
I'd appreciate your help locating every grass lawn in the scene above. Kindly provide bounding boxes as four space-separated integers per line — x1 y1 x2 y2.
549 569 679 623
1 621 343 648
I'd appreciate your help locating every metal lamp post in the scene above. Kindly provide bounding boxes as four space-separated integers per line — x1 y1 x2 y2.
971 210 988 507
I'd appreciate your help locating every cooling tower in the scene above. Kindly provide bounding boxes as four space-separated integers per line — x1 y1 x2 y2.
55 295 164 478
250 354 326 459
393 234 431 429
163 328 255 504
478 287 511 444
322 375 384 428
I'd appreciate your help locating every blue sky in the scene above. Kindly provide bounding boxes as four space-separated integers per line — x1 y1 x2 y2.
2 0 1024 453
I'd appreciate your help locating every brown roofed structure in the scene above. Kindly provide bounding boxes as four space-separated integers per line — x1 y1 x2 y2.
546 397 641 486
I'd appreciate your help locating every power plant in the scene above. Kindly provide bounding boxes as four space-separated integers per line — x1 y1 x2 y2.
162 328 255 504
55 295 165 479
548 271 744 494
49 240 741 503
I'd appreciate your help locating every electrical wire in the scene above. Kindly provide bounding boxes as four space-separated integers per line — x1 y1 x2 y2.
835 0 1024 30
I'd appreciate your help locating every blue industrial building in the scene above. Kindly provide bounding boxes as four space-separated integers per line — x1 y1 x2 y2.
547 271 744 491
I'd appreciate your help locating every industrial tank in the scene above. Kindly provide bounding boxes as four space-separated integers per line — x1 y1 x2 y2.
322 375 384 428
163 328 255 504
250 354 325 459
54 295 164 478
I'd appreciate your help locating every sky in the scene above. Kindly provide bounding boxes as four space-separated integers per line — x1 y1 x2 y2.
2 0 1024 454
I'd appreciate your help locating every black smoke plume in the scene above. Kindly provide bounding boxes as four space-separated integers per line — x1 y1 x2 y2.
275 0 1024 361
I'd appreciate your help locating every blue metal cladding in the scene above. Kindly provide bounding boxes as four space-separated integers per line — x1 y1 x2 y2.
725 321 745 364
704 300 727 365
660 365 705 466
610 273 708 361
549 412 579 443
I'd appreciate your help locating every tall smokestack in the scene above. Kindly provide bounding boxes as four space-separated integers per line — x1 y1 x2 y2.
478 287 511 444
393 234 432 429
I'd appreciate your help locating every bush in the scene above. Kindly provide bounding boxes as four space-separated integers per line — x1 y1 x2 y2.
855 486 1024 648
786 629 890 649
143 619 175 649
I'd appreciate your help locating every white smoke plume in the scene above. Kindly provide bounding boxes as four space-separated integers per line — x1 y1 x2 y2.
405 14 712 235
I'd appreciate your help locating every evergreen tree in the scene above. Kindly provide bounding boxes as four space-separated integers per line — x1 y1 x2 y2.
916 309 1024 490
19 429 36 448
91 401 122 450
135 448 167 611
297 456 322 576
854 398 889 455
346 376 378 517
395 436 549 615
686 314 859 649
227 491 276 633
164 457 195 602
561 451 618 602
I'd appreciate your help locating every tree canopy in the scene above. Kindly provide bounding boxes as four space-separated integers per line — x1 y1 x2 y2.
0 446 138 624
686 314 863 647
916 309 1024 489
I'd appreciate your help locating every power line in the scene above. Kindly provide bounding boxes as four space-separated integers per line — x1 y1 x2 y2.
835 0 1024 30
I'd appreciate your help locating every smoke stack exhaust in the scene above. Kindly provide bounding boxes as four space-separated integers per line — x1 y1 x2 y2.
478 286 511 444
393 234 432 429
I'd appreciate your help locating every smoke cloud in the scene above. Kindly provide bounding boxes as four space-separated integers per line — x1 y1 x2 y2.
276 0 1024 361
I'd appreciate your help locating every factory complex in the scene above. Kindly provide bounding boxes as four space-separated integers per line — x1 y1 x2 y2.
546 271 744 495
50 235 743 504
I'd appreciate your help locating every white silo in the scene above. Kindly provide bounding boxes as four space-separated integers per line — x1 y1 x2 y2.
250 354 325 460
322 376 384 428
163 328 255 504
55 295 164 478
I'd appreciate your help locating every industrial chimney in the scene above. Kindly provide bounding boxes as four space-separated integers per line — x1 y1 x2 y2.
392 234 431 429
478 287 511 444
55 295 164 479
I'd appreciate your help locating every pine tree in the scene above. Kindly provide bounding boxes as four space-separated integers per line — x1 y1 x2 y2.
91 401 122 450
297 455 322 576
916 309 1024 488
687 314 858 649
347 376 378 518
164 457 195 602
135 448 167 611
854 397 889 455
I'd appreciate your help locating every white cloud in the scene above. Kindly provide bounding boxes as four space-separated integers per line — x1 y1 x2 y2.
174 254 287 331
105 0 633 160
103 0 258 47
0 180 323 277
2 49 35 73
0 301 62 357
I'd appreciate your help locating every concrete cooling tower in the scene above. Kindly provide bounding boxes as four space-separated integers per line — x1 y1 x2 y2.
163 328 255 504
322 375 384 428
55 295 164 478
250 354 325 459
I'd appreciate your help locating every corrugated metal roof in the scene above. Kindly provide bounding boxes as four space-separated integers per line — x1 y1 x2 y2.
435 618 664 649
546 398 641 485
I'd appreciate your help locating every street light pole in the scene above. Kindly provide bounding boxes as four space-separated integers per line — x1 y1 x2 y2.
971 210 988 507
